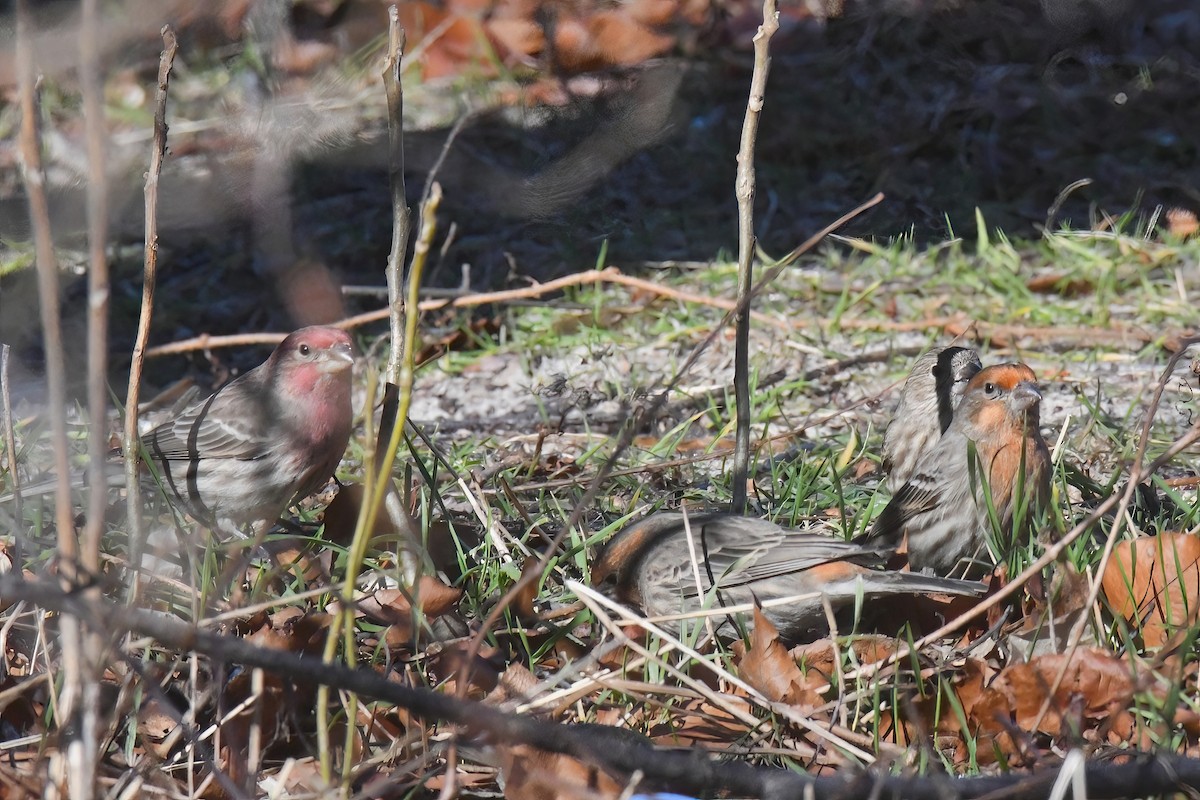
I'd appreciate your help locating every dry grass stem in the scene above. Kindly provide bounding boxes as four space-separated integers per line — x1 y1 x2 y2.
383 5 411 385
731 0 780 513
124 26 178 599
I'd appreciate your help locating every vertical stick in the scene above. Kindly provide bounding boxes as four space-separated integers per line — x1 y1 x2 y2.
731 0 779 514
16 1 93 795
125 27 178 596
15 0 74 575
80 0 108 578
383 6 411 387
0 346 19 566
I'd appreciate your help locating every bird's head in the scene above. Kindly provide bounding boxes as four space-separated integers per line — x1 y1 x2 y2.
272 326 355 398
959 363 1042 433
932 346 983 430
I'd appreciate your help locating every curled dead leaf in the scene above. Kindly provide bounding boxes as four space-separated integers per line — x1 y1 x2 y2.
499 744 622 800
355 577 463 626
137 698 181 759
732 606 810 705
970 648 1135 764
1101 532 1200 648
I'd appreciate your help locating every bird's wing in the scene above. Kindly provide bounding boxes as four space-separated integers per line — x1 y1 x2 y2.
141 380 273 462
679 518 878 597
859 473 943 547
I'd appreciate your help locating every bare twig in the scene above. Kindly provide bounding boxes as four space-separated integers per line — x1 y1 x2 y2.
16 1 92 794
15 0 74 584
80 0 109 577
1 345 20 564
125 26 178 599
731 0 779 514
74 1 110 792
142 265 796 358
383 6 411 386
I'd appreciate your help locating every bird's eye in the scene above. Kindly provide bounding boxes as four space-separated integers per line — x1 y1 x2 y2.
984 382 998 397
298 343 311 356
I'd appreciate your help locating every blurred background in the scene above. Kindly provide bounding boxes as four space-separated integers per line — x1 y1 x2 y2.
0 0 1197 392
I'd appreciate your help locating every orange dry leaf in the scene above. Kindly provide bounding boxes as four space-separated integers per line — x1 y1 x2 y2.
1025 274 1093 297
1101 531 1200 648
354 577 463 644
970 648 1136 764
397 2 495 80
790 637 898 686
643 696 755 746
732 607 811 705
909 658 991 737
513 558 544 622
499 745 622 800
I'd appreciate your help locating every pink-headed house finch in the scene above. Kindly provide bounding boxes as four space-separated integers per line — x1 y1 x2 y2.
592 512 985 642
862 363 1052 577
139 325 355 533
882 346 982 490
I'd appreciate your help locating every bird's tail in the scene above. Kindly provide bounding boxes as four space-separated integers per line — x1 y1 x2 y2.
839 570 986 598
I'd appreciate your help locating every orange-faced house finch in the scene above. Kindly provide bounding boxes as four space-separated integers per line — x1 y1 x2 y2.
140 326 355 534
882 346 982 490
862 363 1052 577
591 512 985 642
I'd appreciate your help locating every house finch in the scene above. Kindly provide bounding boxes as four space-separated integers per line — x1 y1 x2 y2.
862 363 1052 577
591 512 985 642
882 346 982 490
140 326 355 534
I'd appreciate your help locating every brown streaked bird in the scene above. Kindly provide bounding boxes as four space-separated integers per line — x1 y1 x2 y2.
1 327 357 538
861 363 1052 577
140 326 355 534
882 345 982 490
591 512 986 642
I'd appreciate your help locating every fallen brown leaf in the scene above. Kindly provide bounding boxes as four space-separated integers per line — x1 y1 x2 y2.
1101 531 1200 648
1025 274 1093 297
971 648 1136 764
732 606 810 705
499 744 622 800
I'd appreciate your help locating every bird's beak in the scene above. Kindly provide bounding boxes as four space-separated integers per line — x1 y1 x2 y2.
1010 381 1041 413
319 343 355 373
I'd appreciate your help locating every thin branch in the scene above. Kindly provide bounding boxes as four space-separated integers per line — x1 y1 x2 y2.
16 1 93 794
124 26 178 600
74 1 110 793
79 0 108 577
383 5 411 386
1 345 20 566
731 0 779 514
15 0 74 582
141 266 799 358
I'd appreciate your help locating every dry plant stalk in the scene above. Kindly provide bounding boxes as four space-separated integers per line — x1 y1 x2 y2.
1 345 20 563
731 0 779 514
80 0 109 575
124 26 178 588
15 0 94 793
383 4 412 386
